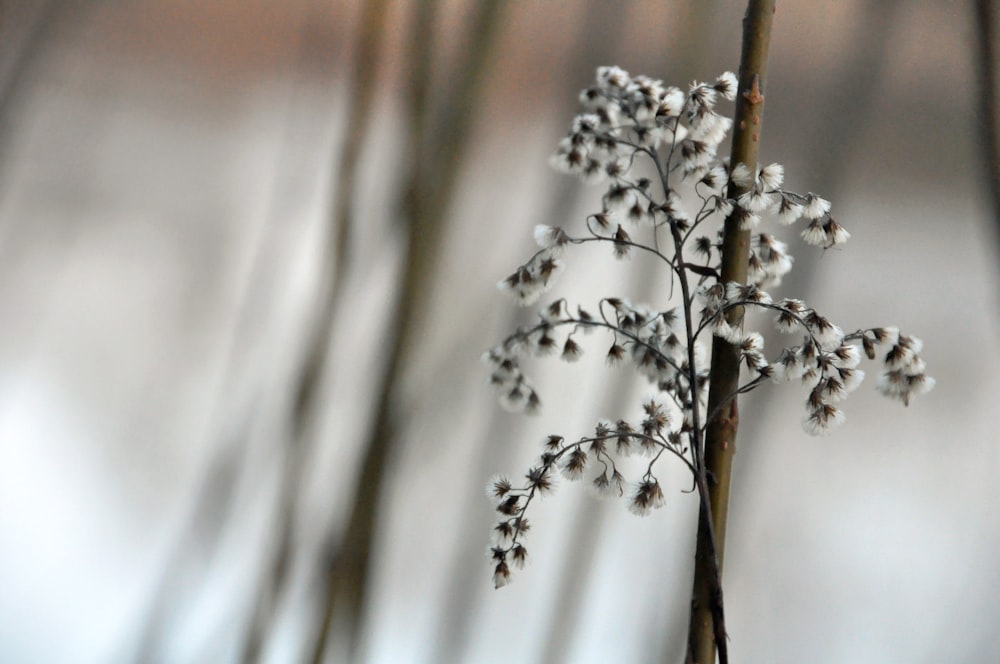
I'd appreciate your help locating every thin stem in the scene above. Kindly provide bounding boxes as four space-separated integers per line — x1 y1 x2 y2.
686 2 775 663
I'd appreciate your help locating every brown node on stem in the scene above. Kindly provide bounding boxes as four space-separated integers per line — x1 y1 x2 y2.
742 74 765 105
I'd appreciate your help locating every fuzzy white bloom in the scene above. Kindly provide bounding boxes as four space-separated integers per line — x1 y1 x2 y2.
776 198 804 225
825 219 851 246
497 251 565 307
699 165 729 193
686 82 719 112
876 327 901 346
840 367 866 394
818 327 844 351
723 281 743 303
714 197 735 217
596 65 630 90
771 349 804 382
661 122 689 146
759 163 785 189
715 71 738 100
549 142 582 176
493 563 512 589
710 316 744 344
571 113 602 135
803 403 845 435
830 344 862 369
738 210 762 230
659 86 685 117
740 331 765 351
730 162 753 188
884 335 924 370
627 479 666 516
533 225 569 251
739 189 779 214
689 113 733 147
876 370 935 405
801 219 828 246
645 392 682 434
802 193 831 219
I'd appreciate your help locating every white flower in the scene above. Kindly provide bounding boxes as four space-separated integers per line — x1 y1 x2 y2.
730 162 753 188
803 403 845 435
659 86 685 117
800 219 828 246
596 65 630 90
775 197 804 225
714 71 738 100
759 163 784 189
825 218 851 246
802 193 831 219
876 370 935 406
689 112 732 147
533 224 569 252
628 479 666 516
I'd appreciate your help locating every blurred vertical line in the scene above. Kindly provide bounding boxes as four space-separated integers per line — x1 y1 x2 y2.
973 0 1000 245
307 2 509 663
529 4 643 664
125 0 330 661
0 0 64 204
328 0 390 299
237 1 391 662
424 1 634 658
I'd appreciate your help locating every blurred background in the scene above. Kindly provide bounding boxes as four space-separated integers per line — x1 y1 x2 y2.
0 1 997 662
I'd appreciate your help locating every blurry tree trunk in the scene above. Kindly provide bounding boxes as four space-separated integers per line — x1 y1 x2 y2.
237 1 390 662
973 0 1000 245
307 2 509 662
687 2 774 663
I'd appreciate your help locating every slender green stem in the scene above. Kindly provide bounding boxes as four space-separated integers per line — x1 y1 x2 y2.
686 2 776 663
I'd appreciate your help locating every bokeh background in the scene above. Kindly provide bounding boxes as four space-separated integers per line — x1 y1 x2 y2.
0 1 997 662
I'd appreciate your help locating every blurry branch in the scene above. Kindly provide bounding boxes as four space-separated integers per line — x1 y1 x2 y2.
135 3 328 661
0 0 63 201
688 2 775 663
238 1 390 662
973 0 1000 247
308 2 509 663
428 4 634 662
132 427 245 662
328 0 387 298
534 5 633 664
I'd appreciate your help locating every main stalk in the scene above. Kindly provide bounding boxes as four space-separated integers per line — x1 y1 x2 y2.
685 2 776 663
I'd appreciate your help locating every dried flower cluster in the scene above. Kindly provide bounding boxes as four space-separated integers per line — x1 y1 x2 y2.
484 66 933 588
